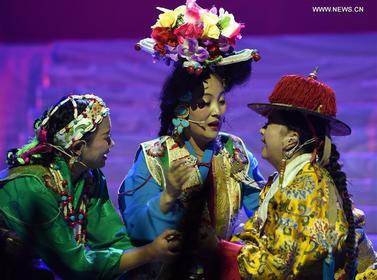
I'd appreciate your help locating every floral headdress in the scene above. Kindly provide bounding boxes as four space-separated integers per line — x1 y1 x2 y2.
7 94 109 166
48 94 109 149
136 0 260 74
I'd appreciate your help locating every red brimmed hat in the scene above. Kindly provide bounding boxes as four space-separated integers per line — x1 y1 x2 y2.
248 69 351 136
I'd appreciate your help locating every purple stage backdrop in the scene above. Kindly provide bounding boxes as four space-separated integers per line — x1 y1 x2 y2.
0 0 376 249
0 0 376 41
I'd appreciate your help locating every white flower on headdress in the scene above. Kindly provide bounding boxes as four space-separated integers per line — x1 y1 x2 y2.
218 8 242 39
151 5 186 28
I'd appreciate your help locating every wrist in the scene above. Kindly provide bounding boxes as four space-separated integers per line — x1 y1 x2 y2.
160 191 179 214
161 190 178 204
143 242 158 263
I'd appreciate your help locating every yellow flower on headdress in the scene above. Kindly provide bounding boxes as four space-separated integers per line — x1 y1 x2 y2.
151 5 186 28
201 12 220 39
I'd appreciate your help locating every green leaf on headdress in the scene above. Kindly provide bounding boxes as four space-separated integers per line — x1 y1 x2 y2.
217 16 230 30
175 14 185 28
204 56 222 65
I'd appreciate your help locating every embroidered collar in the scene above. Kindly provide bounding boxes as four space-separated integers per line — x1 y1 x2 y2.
276 153 312 189
257 153 312 229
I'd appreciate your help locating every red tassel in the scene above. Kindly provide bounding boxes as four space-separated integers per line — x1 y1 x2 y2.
20 143 53 162
37 127 48 143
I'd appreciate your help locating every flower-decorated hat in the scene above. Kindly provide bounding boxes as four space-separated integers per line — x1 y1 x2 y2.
248 69 351 136
135 0 260 74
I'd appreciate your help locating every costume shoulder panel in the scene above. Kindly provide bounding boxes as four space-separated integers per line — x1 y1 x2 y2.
217 132 256 188
0 165 50 185
140 136 169 158
219 132 250 167
140 136 171 187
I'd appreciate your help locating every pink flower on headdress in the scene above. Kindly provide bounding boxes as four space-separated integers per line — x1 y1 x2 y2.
174 23 203 44
185 0 201 23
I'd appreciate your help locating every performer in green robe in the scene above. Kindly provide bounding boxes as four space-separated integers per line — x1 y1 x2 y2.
0 94 180 279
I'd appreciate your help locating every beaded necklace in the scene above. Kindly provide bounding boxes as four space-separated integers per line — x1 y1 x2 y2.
43 164 91 244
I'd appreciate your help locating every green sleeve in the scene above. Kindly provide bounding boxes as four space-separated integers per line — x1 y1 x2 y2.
0 176 128 279
86 169 134 252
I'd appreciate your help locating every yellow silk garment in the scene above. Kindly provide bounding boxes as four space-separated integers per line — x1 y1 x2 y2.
232 162 348 279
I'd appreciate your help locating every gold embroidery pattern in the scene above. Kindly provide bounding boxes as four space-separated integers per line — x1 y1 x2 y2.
233 164 349 279
142 134 249 240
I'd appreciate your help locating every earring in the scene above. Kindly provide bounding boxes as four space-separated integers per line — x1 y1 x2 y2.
172 105 189 135
69 154 79 168
279 141 298 188
278 156 287 188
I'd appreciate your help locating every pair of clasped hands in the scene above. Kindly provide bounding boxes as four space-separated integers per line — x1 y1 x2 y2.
155 157 219 262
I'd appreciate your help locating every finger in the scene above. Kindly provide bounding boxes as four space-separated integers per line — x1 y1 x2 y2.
163 252 180 263
172 162 192 175
163 161 181 179
161 229 180 238
168 168 192 187
169 159 187 171
174 164 195 179
166 172 178 186
167 240 182 253
177 169 195 185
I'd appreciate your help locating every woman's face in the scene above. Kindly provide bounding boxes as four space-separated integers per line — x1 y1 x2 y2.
260 113 299 170
187 74 226 145
80 116 114 169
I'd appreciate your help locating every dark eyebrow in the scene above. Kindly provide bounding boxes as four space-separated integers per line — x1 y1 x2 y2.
202 92 226 99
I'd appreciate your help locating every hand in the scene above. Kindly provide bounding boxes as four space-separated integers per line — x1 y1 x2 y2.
118 230 181 272
164 158 195 200
149 229 181 263
198 225 219 252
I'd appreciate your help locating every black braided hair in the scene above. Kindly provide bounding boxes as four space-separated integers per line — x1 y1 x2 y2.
325 144 356 279
159 59 252 136
6 96 93 168
268 110 356 278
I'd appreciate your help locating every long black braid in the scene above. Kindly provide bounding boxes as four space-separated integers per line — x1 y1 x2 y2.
325 144 357 279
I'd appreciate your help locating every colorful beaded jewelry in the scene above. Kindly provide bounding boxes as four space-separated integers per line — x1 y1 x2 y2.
44 165 92 244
